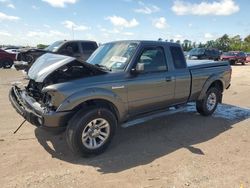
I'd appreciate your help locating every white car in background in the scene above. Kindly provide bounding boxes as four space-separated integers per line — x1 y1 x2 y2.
5 49 19 55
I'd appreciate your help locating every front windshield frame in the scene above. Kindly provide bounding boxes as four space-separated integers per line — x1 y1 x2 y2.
86 41 139 72
45 41 64 52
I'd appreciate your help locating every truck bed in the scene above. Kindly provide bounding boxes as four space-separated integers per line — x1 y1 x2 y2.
187 60 229 69
187 60 231 102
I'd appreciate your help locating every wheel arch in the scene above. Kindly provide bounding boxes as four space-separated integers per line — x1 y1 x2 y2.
56 88 127 123
71 99 121 123
198 77 225 101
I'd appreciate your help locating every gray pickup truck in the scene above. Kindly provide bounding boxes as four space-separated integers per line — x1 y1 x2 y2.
9 40 231 156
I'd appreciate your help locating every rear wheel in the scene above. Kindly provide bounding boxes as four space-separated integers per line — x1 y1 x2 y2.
66 107 117 156
196 87 221 116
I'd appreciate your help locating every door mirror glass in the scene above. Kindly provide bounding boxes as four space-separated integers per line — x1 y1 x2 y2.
130 63 144 75
136 63 144 73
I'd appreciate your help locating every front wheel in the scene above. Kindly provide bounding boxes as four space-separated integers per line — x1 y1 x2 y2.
2 59 13 69
196 87 221 116
66 107 117 156
229 60 235 65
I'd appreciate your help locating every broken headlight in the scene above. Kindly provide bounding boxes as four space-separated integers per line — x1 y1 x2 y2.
43 92 56 112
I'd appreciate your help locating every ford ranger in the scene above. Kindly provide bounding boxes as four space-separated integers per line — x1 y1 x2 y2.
9 40 231 156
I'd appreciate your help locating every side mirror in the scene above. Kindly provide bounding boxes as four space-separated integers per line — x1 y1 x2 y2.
131 63 144 75
136 63 144 72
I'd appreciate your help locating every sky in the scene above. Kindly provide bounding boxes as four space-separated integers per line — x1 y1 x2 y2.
0 0 249 46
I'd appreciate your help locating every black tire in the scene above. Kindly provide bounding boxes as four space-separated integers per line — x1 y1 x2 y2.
66 107 117 156
196 87 221 116
229 60 235 65
242 61 246 65
2 59 13 69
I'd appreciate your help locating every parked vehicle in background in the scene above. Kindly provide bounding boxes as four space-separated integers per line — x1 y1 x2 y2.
245 53 250 63
2 46 20 51
5 49 19 55
183 51 189 59
0 49 16 68
14 40 98 71
220 51 246 65
188 48 220 61
9 40 232 156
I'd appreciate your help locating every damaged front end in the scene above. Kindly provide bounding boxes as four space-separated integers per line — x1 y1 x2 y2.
9 53 105 131
9 85 72 131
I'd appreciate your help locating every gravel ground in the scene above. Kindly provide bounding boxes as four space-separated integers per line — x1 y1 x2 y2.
0 65 250 188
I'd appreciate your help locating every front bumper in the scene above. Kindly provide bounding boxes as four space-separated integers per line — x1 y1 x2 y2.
9 86 73 132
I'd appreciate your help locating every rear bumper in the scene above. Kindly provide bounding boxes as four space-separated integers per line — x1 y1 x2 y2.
9 86 73 132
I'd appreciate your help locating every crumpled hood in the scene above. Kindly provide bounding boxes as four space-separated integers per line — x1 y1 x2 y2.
28 53 76 82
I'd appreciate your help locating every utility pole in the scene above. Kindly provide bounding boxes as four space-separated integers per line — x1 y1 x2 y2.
72 25 75 40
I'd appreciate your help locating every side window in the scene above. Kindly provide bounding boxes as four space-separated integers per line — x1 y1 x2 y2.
170 46 186 69
62 42 80 55
239 52 245 57
205 50 209 56
213 50 219 56
137 47 167 73
81 42 97 52
207 50 213 56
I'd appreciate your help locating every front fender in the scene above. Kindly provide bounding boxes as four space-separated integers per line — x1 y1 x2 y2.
198 74 225 101
56 88 127 120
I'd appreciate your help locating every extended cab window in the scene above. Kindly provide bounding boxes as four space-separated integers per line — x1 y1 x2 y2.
81 42 97 53
137 47 167 73
60 42 80 56
170 46 186 69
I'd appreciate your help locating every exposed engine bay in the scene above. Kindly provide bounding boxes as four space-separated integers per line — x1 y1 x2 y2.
43 60 102 85
25 55 105 108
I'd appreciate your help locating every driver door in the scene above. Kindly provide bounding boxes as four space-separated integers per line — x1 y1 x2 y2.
127 46 175 115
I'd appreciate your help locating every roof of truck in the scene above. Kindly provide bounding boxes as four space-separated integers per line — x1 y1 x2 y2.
59 40 97 43
104 40 181 46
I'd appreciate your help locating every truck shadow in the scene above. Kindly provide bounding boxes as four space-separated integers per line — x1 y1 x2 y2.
34 103 250 174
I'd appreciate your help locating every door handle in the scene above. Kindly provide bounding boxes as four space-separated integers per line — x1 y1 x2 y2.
165 76 173 82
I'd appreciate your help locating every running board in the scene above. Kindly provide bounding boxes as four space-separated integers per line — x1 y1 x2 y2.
121 105 187 128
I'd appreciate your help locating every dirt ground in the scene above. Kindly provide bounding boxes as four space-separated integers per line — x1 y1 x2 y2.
0 65 250 188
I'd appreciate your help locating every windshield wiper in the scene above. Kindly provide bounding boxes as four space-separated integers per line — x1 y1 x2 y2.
94 64 112 71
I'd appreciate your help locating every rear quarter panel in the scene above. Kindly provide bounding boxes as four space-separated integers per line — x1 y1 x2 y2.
189 64 231 101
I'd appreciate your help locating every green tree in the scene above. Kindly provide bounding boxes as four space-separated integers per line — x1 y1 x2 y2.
37 44 49 49
205 40 217 48
182 39 192 51
215 34 230 51
229 35 242 51
243 35 250 52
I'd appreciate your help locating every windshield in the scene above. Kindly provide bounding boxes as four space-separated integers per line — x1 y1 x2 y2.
45 41 64 52
189 48 205 55
87 41 139 71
